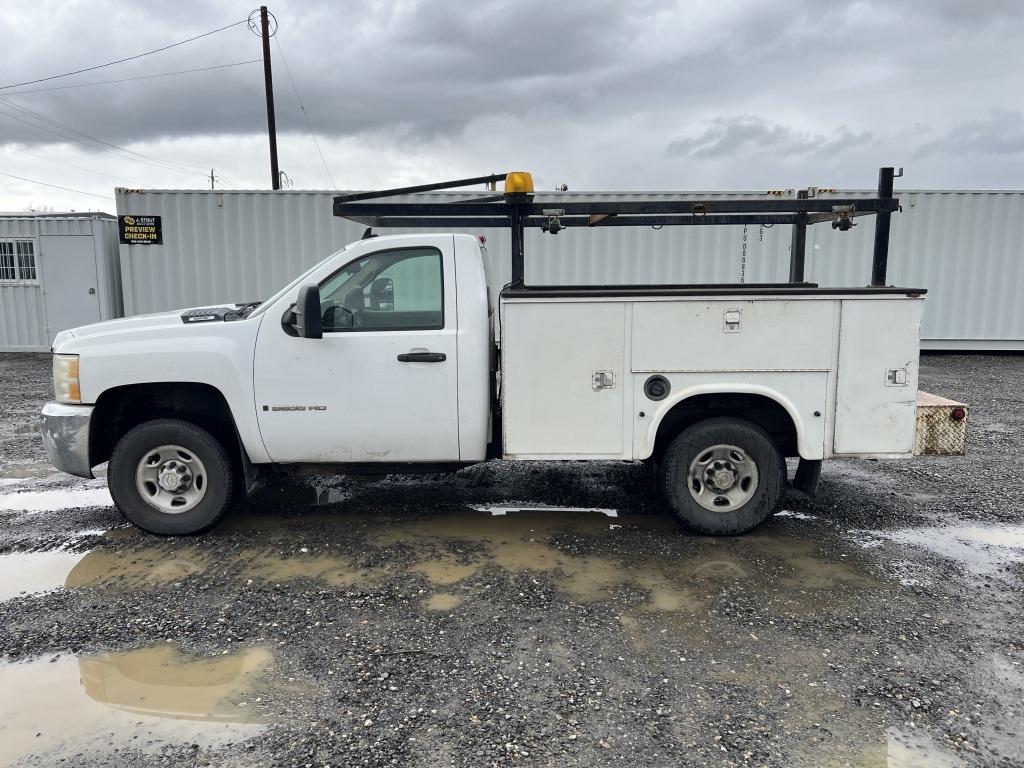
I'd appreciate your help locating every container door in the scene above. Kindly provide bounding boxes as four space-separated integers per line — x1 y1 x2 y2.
833 298 923 455
39 235 102 342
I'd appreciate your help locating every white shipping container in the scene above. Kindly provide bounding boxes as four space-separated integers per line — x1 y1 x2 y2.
114 188 1024 350
0 213 122 352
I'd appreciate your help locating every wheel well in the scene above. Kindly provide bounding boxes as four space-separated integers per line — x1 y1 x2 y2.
90 383 242 468
651 393 798 462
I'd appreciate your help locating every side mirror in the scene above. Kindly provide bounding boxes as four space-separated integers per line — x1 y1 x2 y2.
284 284 322 339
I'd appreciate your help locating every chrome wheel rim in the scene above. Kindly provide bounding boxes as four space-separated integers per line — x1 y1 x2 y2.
135 444 208 514
687 443 759 513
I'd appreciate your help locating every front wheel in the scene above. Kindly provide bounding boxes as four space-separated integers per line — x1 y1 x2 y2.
108 418 237 535
660 417 781 535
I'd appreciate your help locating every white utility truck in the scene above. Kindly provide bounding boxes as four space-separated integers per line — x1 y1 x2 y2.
41 169 967 535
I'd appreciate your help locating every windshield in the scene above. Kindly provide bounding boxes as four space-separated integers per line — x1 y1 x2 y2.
247 244 351 319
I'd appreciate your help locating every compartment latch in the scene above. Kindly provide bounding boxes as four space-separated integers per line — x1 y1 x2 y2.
592 370 615 390
886 368 909 386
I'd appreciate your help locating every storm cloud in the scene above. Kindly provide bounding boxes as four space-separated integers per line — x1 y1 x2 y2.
1 0 1023 209
666 117 874 160
915 109 1024 158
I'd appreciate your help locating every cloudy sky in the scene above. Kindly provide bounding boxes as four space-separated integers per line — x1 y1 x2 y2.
1 0 1022 211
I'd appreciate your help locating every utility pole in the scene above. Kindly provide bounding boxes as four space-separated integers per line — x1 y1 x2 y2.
210 169 215 190
260 6 280 190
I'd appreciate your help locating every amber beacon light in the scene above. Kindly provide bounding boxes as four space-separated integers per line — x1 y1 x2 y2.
503 172 535 194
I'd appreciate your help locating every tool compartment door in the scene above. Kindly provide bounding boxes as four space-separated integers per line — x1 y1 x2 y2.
834 298 923 455
501 300 626 458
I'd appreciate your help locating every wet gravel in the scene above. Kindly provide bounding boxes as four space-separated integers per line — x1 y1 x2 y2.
0 352 1022 767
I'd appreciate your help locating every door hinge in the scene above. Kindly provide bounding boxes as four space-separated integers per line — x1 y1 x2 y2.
592 370 615 390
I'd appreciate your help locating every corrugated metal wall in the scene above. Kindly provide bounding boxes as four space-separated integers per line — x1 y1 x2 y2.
116 189 1024 349
805 191 1024 348
0 215 121 351
0 281 47 350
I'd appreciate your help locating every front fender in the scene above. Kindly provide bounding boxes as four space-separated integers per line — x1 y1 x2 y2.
63 318 270 463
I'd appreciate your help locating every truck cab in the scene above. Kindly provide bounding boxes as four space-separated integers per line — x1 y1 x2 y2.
251 233 491 464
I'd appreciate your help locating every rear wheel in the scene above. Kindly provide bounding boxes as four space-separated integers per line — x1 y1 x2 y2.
660 417 781 535
108 419 237 535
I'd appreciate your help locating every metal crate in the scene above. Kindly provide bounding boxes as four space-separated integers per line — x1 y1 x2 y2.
914 391 968 455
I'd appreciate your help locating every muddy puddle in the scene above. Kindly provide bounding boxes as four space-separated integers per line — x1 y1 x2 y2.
65 545 210 587
424 592 464 611
0 645 272 764
790 726 963 767
218 506 883 613
0 545 212 600
0 486 112 512
0 550 89 600
3 505 885 615
854 523 1024 576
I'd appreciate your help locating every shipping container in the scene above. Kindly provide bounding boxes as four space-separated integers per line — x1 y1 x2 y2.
115 188 1024 350
0 213 122 352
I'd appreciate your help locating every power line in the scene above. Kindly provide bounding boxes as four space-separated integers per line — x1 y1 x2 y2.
0 102 207 177
273 35 336 188
0 98 210 177
0 60 260 96
0 169 113 200
1 145 128 183
0 20 248 91
0 97 206 172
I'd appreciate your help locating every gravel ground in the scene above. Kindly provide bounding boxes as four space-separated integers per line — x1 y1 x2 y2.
0 351 1021 767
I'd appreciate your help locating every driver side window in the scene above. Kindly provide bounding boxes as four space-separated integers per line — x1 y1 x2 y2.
318 247 443 332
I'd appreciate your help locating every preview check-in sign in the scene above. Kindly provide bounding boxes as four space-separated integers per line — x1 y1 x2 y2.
118 215 162 245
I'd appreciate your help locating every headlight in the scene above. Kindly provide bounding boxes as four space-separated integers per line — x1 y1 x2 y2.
53 354 81 404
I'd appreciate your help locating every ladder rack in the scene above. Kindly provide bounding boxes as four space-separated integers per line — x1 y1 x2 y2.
333 167 901 289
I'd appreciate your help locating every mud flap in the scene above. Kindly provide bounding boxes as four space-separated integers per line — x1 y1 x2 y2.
793 459 822 497
233 427 262 495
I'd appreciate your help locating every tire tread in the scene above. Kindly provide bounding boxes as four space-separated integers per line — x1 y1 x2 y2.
660 417 781 535
108 418 236 535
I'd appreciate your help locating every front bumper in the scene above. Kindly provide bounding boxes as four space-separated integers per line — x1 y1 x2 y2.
40 402 95 479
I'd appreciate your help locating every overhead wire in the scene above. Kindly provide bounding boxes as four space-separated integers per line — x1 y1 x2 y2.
1 145 127 183
0 169 114 200
0 20 248 91
0 16 255 195
1 97 210 173
273 35 336 188
0 98 211 178
0 60 261 96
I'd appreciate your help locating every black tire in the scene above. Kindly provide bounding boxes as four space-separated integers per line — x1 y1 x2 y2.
108 418 237 535
660 417 781 535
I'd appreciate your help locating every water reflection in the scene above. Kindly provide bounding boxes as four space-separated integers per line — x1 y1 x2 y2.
0 645 271 764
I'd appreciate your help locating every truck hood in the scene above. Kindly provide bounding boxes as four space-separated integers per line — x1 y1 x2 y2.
51 304 242 350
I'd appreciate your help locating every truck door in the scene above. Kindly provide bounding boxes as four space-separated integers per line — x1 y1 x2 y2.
253 237 460 463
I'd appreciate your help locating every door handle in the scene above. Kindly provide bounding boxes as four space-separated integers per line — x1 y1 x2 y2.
397 352 446 362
